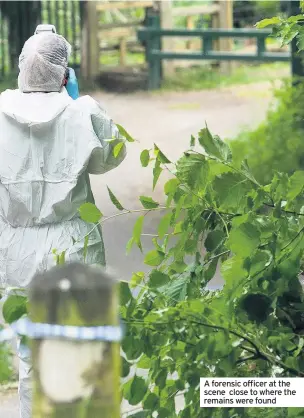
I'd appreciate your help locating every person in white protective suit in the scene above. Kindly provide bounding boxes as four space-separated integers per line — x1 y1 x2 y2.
0 33 126 417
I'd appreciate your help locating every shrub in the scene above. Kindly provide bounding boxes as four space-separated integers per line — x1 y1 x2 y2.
231 80 304 185
1 125 304 417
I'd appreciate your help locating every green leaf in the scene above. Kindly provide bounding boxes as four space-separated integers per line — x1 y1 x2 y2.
78 203 102 223
155 369 167 389
249 250 272 276
153 160 163 190
133 216 144 251
294 337 304 357
107 186 124 211
126 237 135 254
190 134 195 147
122 357 130 378
241 159 260 186
128 412 149 418
227 223 260 258
221 256 247 288
164 178 179 195
204 258 218 282
130 375 148 405
154 144 171 163
282 27 299 46
113 142 124 158
140 149 150 167
212 172 251 211
205 230 225 252
176 153 209 189
170 260 187 273
158 212 172 239
139 196 159 209
163 275 189 302
116 124 135 142
255 17 282 28
2 295 28 324
288 14 304 23
130 271 145 288
288 171 304 200
158 408 171 418
149 270 170 288
59 250 66 265
120 282 132 305
143 393 159 410
164 178 179 207
198 125 232 162
297 31 304 51
122 337 144 360
174 221 183 235
288 408 304 418
137 355 151 369
144 250 165 266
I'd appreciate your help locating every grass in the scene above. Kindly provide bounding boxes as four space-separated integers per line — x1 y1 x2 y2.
161 62 290 92
100 51 145 67
0 61 290 94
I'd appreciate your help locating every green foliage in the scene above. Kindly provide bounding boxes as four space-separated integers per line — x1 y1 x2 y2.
0 294 27 383
257 13 304 50
0 338 14 383
116 124 135 143
234 0 283 28
1 112 304 418
231 80 304 185
107 186 125 211
78 202 103 223
2 295 28 324
162 62 288 92
119 126 304 417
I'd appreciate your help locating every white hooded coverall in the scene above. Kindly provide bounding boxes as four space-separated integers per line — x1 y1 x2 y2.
0 87 126 417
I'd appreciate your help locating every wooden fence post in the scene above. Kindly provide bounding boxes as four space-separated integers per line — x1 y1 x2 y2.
159 0 175 77
81 1 99 82
218 0 234 74
119 37 127 67
29 262 121 418
186 15 195 51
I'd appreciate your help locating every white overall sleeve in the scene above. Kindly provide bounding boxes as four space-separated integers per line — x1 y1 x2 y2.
85 98 127 175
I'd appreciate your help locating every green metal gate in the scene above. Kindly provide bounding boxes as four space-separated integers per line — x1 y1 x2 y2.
138 12 291 90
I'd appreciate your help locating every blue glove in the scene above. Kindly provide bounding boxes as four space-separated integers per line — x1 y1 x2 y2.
66 67 79 100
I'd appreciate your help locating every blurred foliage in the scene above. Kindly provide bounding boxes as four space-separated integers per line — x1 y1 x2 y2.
0 331 14 383
231 80 304 185
0 1 41 71
233 0 288 28
162 62 288 92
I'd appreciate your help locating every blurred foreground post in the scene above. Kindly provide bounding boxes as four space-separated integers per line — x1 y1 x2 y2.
29 263 121 418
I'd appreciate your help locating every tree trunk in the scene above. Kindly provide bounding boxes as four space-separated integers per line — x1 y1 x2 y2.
0 1 42 72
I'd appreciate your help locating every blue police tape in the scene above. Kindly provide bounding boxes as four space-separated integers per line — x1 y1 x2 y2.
0 316 123 343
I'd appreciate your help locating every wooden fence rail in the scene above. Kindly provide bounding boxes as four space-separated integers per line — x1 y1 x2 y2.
138 22 291 89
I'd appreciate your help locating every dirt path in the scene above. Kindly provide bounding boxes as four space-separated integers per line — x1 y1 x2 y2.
0 81 277 417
